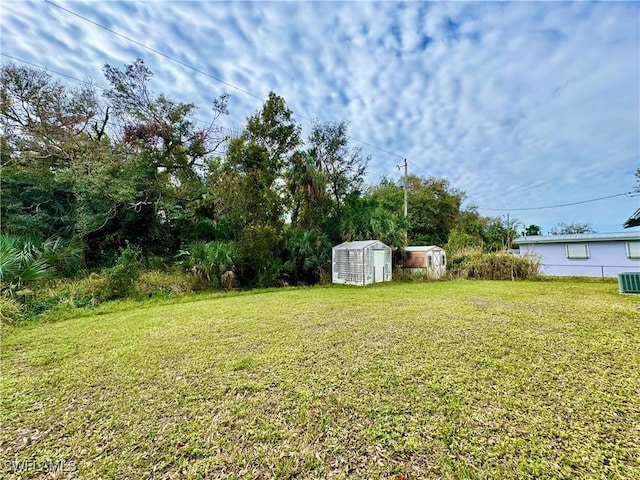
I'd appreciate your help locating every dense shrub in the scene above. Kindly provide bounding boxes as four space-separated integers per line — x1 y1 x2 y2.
237 225 282 287
103 242 143 300
10 269 200 321
393 268 441 282
50 274 106 308
0 235 53 296
0 235 83 299
0 294 24 324
282 228 332 285
448 251 540 280
179 241 237 289
135 269 198 297
38 237 83 277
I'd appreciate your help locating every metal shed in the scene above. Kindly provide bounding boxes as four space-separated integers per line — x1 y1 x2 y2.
332 240 392 286
402 246 447 278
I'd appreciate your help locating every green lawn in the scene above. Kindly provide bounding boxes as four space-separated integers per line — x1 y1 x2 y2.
1 280 639 479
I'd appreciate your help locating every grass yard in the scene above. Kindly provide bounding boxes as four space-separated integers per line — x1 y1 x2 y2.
1 279 639 479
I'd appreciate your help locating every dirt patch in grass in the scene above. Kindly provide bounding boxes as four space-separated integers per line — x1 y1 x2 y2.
1 280 639 479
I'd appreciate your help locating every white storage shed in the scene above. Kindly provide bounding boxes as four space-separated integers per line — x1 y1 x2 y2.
402 246 447 278
332 240 392 286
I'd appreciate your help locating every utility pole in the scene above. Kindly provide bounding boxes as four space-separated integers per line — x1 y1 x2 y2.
397 158 408 218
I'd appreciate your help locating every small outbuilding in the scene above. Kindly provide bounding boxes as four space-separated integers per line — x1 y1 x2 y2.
401 246 447 278
332 240 392 286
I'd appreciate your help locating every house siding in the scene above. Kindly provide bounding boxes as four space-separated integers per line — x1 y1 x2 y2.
519 241 640 277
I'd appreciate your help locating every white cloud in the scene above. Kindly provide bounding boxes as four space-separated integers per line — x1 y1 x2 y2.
1 0 638 233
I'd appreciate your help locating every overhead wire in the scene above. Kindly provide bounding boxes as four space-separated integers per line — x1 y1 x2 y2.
1 53 400 175
1 53 236 135
2 53 632 213
1 53 107 90
10 4 635 215
43 0 265 103
42 0 411 162
477 192 637 211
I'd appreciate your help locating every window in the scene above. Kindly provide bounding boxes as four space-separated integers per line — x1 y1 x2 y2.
627 242 640 260
565 243 589 259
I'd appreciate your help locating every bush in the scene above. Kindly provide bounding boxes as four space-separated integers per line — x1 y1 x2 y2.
103 242 143 300
135 269 197 297
14 268 201 321
393 268 442 282
282 228 332 285
179 241 237 290
0 235 54 296
448 251 540 280
0 294 23 325
237 225 282 288
39 237 83 277
52 274 106 308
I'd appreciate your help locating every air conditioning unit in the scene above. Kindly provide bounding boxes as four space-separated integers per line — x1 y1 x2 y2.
618 272 640 294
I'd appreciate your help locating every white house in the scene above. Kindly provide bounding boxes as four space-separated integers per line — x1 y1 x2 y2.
402 246 447 278
514 232 640 278
332 240 392 286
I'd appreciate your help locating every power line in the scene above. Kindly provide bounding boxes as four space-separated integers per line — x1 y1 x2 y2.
407 159 430 177
478 192 636 211
0 53 107 90
43 0 265 103
350 136 403 159
1 55 405 175
1 53 236 134
19 5 630 217
42 0 407 162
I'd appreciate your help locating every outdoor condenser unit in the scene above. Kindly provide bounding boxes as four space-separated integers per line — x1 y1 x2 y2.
618 272 640 294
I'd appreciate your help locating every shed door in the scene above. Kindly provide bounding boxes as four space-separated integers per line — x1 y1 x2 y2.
373 250 385 282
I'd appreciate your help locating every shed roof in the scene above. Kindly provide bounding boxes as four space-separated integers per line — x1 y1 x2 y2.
405 245 444 252
333 240 388 250
514 232 640 245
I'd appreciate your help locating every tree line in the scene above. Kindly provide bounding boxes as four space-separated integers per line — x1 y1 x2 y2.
1 60 526 290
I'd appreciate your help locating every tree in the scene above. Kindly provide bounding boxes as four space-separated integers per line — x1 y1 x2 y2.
286 150 329 230
372 175 465 246
97 59 230 259
445 208 486 254
309 121 368 219
483 216 521 251
245 91 301 168
550 222 595 235
282 227 332 285
212 93 302 286
224 92 302 230
1 63 104 241
1 63 102 168
524 224 542 236
341 193 407 249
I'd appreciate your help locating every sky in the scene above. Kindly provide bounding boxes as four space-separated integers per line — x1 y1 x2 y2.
1 0 639 234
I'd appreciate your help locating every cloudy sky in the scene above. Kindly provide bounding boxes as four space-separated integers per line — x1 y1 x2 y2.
2 0 639 234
